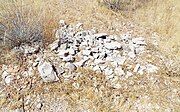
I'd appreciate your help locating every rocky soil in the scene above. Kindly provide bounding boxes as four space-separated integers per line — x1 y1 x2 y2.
0 20 180 111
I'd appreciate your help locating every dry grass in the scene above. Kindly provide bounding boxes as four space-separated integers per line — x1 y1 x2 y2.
2 67 179 111
131 0 180 59
0 0 180 111
0 0 44 47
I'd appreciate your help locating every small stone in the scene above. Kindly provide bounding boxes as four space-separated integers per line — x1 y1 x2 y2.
111 61 119 68
82 50 91 56
21 44 39 54
58 50 69 58
36 102 43 109
65 63 77 72
104 42 122 50
38 61 59 82
59 43 67 50
135 46 145 54
91 47 99 53
62 55 75 62
75 57 90 67
113 56 126 65
72 82 80 89
146 64 158 73
49 40 60 51
132 37 146 45
93 53 99 59
138 66 146 75
13 108 24 112
68 48 76 55
94 33 108 39
126 71 133 78
56 66 65 76
133 64 141 73
114 67 125 76
4 75 13 85
94 59 105 65
128 52 136 58
93 65 101 72
76 23 83 29
113 83 121 89
2 71 9 79
59 20 66 27
104 68 113 76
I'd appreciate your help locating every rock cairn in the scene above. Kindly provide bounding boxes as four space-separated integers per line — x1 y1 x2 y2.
44 20 158 83
1 20 159 88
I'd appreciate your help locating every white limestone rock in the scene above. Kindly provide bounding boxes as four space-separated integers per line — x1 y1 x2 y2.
93 65 101 72
65 63 77 72
20 44 40 54
94 59 105 65
114 67 125 76
104 68 114 76
4 75 13 85
126 71 133 78
104 42 122 50
132 37 146 46
113 56 126 65
59 20 66 27
146 64 158 73
128 51 136 58
82 50 91 56
62 55 75 62
94 33 108 39
133 64 141 73
74 57 90 67
38 61 59 82
49 40 60 51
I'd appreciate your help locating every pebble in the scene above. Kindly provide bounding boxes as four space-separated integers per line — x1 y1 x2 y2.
93 65 101 72
4 75 13 85
94 59 105 65
65 63 77 72
126 71 134 78
133 64 141 73
36 102 43 109
146 64 158 73
94 33 108 39
104 68 113 76
49 40 60 51
104 42 122 50
62 55 75 62
114 67 125 76
82 50 91 56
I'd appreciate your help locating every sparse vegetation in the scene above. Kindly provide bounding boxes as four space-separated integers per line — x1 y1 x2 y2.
0 0 180 111
98 0 150 11
0 0 44 48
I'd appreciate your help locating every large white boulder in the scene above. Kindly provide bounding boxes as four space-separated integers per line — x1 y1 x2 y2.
38 61 59 82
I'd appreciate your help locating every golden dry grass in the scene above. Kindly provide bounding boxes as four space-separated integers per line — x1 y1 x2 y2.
0 0 180 111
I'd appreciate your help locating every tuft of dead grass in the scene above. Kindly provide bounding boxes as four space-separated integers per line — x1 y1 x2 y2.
0 0 44 47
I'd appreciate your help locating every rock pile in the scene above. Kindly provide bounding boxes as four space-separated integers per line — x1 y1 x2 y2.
44 20 158 83
1 20 159 85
